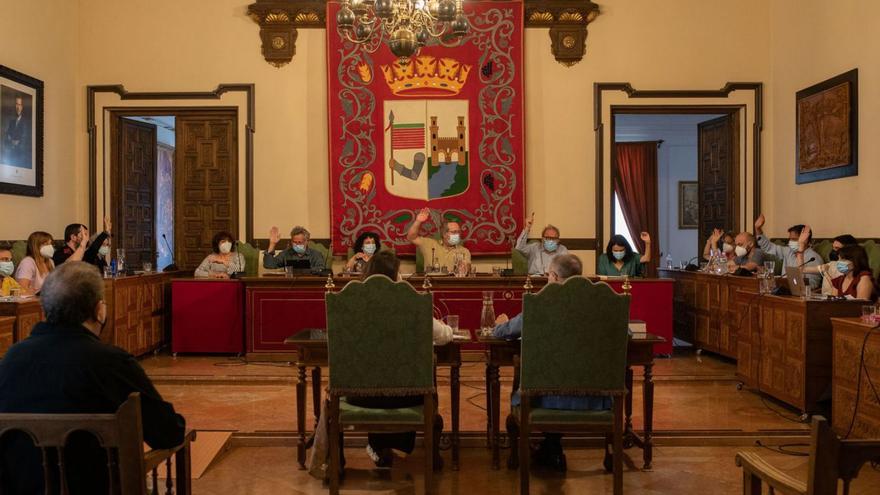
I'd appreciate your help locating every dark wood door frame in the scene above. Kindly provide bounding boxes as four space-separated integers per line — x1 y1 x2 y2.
594 82 763 270
87 84 255 242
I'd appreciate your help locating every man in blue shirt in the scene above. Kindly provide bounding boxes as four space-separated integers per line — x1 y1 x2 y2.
493 253 608 470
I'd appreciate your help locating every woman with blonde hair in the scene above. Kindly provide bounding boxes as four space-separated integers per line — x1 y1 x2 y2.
14 231 56 293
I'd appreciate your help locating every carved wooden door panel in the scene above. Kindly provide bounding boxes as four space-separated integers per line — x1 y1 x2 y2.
114 118 157 269
175 112 238 270
697 114 740 253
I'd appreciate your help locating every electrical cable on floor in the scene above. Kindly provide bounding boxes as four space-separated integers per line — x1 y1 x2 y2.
759 395 806 424
754 439 810 457
211 356 294 368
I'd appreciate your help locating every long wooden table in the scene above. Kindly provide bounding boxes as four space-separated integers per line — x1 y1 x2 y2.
659 268 760 359
244 275 673 356
284 329 467 471
479 333 665 471
0 272 170 357
735 291 864 414
832 317 880 438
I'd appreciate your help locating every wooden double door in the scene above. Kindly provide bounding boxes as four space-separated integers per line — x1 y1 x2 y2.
111 109 238 271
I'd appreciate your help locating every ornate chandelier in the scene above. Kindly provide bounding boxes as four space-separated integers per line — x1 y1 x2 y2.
336 0 469 62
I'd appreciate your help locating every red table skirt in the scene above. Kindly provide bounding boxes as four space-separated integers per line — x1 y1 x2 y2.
172 279 243 354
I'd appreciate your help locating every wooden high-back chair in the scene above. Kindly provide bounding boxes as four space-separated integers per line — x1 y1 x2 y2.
736 416 880 495
0 393 195 495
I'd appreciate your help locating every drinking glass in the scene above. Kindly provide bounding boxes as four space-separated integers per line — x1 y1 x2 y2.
679 260 687 270
103 266 112 279
763 261 776 275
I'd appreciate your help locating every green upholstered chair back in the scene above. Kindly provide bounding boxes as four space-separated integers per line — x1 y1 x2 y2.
512 247 528 275
812 240 833 263
235 241 259 276
521 276 630 395
309 241 330 267
10 240 27 267
862 240 880 279
326 274 434 395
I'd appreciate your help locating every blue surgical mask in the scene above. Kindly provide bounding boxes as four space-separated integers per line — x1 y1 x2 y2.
0 261 13 277
836 261 852 274
543 240 558 252
293 244 306 254
447 234 461 246
612 251 626 261
788 240 800 251
363 243 377 255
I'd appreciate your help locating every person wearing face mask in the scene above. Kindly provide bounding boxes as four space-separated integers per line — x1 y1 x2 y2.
0 246 24 297
814 234 859 295
795 227 875 299
263 225 326 270
514 212 569 275
702 228 736 261
194 231 246 278
754 214 822 288
727 232 764 273
406 207 471 273
345 231 381 274
0 262 186 494
597 233 652 277
14 231 55 293
828 234 857 262
53 216 112 267
88 232 112 274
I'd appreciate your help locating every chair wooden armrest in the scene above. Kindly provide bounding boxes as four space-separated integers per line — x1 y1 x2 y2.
735 451 807 495
143 429 197 472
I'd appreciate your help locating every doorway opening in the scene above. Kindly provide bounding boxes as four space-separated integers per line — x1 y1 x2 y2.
612 110 742 270
108 108 239 272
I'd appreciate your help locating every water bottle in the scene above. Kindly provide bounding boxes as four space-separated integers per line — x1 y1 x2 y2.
666 253 673 270
480 291 496 336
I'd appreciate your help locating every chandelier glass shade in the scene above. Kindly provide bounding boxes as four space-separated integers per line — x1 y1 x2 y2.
336 0 469 62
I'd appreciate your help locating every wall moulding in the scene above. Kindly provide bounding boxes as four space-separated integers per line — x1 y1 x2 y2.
247 0 600 67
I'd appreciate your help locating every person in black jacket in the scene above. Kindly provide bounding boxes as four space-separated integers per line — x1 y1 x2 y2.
0 261 185 494
53 216 112 269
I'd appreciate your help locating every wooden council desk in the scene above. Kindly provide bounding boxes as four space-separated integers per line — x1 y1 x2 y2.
243 275 673 356
0 316 16 357
659 268 761 359
479 333 665 471
832 317 880 438
735 291 864 414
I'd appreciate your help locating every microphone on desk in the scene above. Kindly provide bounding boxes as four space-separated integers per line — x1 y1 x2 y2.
797 256 816 268
161 234 178 272
683 256 700 272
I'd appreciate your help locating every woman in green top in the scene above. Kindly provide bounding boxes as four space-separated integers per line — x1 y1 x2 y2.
597 233 652 277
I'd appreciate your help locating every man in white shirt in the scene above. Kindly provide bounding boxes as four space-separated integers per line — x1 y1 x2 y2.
515 212 568 275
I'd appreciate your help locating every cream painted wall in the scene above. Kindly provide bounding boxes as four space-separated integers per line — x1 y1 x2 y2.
769 0 879 238
0 1 79 240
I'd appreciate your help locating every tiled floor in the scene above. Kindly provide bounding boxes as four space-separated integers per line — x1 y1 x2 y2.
190 445 880 494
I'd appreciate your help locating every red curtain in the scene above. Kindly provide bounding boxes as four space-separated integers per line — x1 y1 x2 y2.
614 142 660 277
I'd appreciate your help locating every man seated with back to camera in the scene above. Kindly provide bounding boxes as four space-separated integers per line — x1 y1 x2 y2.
754 214 822 288
493 254 606 471
0 261 185 494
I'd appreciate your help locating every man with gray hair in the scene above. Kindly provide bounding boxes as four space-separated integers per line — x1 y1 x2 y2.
515 212 569 275
0 262 185 494
492 253 606 470
263 225 326 270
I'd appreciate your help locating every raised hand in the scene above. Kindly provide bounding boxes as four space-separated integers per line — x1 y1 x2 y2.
525 211 534 229
798 225 811 249
640 232 651 243
754 214 765 231
103 216 112 234
268 226 281 250
416 207 431 223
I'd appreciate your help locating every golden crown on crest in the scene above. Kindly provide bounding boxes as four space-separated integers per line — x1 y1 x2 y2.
380 56 472 97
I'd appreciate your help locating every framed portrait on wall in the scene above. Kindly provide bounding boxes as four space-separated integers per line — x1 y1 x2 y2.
0 65 43 197
795 69 858 184
678 181 698 229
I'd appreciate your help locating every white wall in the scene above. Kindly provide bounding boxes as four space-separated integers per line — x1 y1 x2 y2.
615 114 722 265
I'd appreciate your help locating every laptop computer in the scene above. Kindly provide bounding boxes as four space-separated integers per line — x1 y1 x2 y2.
784 266 807 297
284 259 312 274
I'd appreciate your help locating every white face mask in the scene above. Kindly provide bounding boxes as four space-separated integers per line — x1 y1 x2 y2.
98 245 110 257
39 244 55 259
734 245 748 258
722 243 734 254
788 240 800 251
219 241 232 254
363 243 377 255
0 261 13 277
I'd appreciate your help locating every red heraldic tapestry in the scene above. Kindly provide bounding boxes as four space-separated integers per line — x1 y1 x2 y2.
327 1 525 256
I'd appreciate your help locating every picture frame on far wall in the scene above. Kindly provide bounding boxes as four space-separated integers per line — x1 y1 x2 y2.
0 65 43 197
796 68 858 184
678 181 698 230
